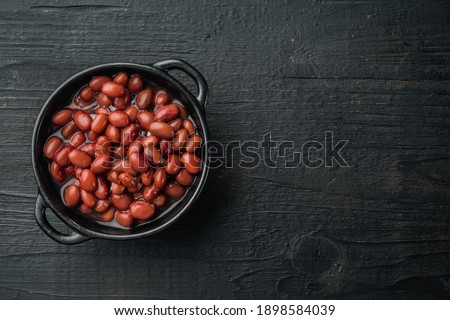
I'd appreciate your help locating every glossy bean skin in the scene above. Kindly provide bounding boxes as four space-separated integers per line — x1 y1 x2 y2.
137 111 154 130
79 169 97 192
79 204 93 215
177 104 188 120
113 72 128 86
153 168 167 189
108 111 129 128
80 87 94 103
90 113 109 133
64 165 75 176
106 170 121 184
111 182 126 195
101 81 125 98
143 184 159 201
153 193 166 207
149 121 174 139
61 122 78 139
172 128 188 151
129 152 148 173
74 111 92 131
80 189 97 208
120 159 138 176
154 104 179 122
95 176 109 199
97 93 113 107
124 105 139 122
87 130 99 141
64 185 80 207
54 145 73 167
164 182 186 200
94 207 115 222
121 124 137 147
68 149 92 168
185 135 202 153
117 211 133 228
91 155 112 174
128 75 143 94
44 136 62 159
105 124 120 142
176 169 194 186
165 154 182 175
144 144 162 165
183 119 195 134
95 199 111 213
181 152 201 174
141 169 153 186
136 88 153 109
69 131 86 148
119 172 139 189
80 143 95 157
129 201 155 220
168 118 183 131
111 193 131 210
50 161 65 182
89 76 112 92
94 136 112 155
113 89 131 110
52 109 73 126
154 90 171 106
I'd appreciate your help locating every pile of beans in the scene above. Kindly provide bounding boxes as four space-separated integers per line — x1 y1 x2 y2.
43 72 202 228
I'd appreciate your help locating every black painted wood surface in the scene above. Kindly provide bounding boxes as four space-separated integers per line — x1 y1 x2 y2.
1 0 450 299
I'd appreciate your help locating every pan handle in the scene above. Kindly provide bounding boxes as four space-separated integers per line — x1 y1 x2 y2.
153 59 208 107
35 193 90 245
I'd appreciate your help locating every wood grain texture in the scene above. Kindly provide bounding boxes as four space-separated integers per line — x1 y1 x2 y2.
0 0 450 299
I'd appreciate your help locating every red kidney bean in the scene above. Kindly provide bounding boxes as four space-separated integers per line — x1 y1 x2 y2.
80 143 95 157
95 207 115 222
124 105 139 122
164 182 186 200
79 169 97 192
120 159 138 176
52 109 73 126
61 122 78 139
89 75 112 92
128 75 143 94
177 104 188 120
79 204 93 215
87 130 99 141
80 87 94 103
106 170 120 184
90 113 109 134
165 154 182 175
94 136 112 155
91 155 112 174
149 121 174 139
108 111 129 128
111 193 131 210
68 149 92 168
159 139 170 159
153 193 166 207
96 107 111 115
137 111 154 130
113 72 128 86
111 182 126 195
74 111 92 131
95 176 109 199
154 104 179 122
54 145 73 167
101 81 125 98
141 169 153 186
136 88 153 109
69 131 86 148
172 128 188 151
127 140 143 158
64 165 75 176
176 169 194 186
169 118 183 131
114 88 131 110
104 125 120 142
119 172 139 189
143 184 159 201
50 161 65 182
185 135 202 153
144 144 162 165
143 136 159 147
44 136 62 159
75 167 83 180
183 119 195 134
154 90 171 106
129 152 148 173
129 201 155 220
64 185 80 207
181 152 201 174
95 199 111 213
117 211 133 227
97 93 113 107
154 168 167 189
121 123 137 147
80 189 97 208
113 145 125 159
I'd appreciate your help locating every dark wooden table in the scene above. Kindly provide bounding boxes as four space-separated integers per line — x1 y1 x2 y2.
1 0 450 299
